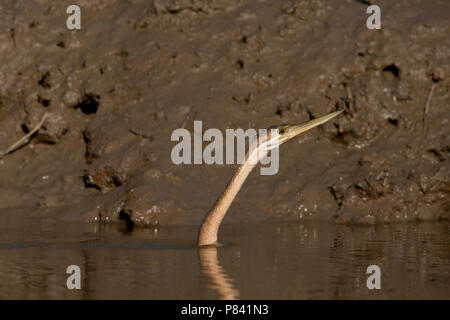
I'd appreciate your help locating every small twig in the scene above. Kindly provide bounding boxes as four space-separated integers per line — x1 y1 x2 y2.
10 28 16 48
0 112 49 159
423 84 436 134
346 86 354 114
346 86 353 102
180 108 196 129
129 128 153 141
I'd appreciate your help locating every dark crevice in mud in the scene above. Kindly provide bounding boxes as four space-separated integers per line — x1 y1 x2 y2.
328 185 343 208
235 59 244 69
354 184 364 191
82 131 96 163
135 21 150 30
427 148 446 162
83 170 123 190
166 7 205 15
354 0 373 5
56 41 65 48
115 50 129 59
244 93 252 105
431 76 441 83
82 159 124 191
231 93 252 105
387 118 398 126
354 178 384 199
29 21 39 28
83 174 102 191
429 70 443 83
10 28 16 47
342 98 350 110
119 210 135 230
382 64 400 78
353 183 371 198
332 123 349 146
274 103 293 117
20 123 28 133
74 93 100 115
38 71 51 88
335 100 351 116
37 96 51 107
112 176 123 187
275 106 282 117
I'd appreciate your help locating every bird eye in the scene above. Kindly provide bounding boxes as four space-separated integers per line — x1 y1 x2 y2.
279 128 285 135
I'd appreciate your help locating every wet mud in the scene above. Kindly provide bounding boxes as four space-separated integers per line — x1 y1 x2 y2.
0 0 449 228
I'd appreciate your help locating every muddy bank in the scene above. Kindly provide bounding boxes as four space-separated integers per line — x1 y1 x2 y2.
0 0 448 227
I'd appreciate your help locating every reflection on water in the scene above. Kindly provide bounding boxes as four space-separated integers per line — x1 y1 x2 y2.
0 219 448 299
198 246 239 300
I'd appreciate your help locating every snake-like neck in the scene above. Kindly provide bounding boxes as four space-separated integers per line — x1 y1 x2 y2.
197 109 344 246
198 159 257 246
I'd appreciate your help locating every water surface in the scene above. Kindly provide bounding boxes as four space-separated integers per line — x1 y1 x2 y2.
0 219 448 299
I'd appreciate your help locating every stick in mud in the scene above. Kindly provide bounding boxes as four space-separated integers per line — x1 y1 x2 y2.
423 83 436 134
0 112 49 159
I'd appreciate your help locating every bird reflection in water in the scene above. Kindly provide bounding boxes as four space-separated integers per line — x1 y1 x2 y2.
198 246 239 300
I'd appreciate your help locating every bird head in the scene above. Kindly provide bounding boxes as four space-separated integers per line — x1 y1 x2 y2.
246 109 344 165
265 109 344 150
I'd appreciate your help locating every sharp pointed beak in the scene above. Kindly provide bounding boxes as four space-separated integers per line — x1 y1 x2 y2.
285 109 344 141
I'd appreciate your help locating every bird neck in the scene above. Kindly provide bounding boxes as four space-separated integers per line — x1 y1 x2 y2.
198 160 257 246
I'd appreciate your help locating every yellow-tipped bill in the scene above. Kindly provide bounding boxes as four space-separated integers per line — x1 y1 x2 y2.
283 109 344 142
